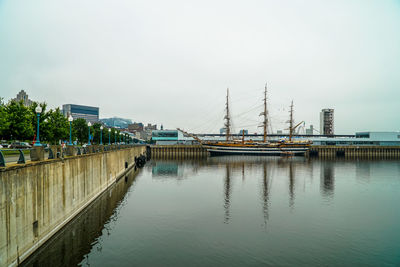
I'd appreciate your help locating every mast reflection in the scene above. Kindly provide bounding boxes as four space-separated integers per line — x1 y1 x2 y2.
289 161 295 208
261 162 271 225
224 165 232 224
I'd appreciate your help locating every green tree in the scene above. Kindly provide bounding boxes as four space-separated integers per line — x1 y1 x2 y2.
91 123 101 144
72 118 88 145
108 128 120 144
4 101 34 141
0 98 7 139
45 108 69 144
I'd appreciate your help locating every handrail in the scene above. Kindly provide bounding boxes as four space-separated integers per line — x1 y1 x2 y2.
0 144 146 168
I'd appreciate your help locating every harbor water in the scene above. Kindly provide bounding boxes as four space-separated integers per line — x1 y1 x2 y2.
23 157 400 266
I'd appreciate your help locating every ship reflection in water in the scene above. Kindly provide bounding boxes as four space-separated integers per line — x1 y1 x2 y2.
23 157 400 267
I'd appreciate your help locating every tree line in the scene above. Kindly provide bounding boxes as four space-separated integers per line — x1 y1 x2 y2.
0 99 125 145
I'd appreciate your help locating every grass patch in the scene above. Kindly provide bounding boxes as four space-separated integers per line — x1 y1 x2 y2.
1 149 31 156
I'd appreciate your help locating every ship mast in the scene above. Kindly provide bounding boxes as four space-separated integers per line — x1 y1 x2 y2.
260 83 268 143
289 100 294 141
224 88 231 141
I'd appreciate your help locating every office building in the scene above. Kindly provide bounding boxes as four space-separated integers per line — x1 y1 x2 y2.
320 109 334 135
306 125 314 135
12 90 32 106
145 123 157 131
100 117 132 128
62 104 99 123
128 123 144 132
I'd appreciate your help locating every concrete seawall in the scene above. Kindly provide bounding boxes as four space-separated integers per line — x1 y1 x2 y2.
309 145 400 158
20 165 141 267
151 145 208 159
151 145 400 159
0 145 146 267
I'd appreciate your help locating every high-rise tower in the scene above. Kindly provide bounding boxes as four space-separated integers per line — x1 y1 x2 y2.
320 109 334 135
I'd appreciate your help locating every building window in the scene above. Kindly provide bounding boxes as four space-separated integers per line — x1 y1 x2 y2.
152 132 178 138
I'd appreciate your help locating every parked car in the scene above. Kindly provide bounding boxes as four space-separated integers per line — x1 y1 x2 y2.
8 142 32 149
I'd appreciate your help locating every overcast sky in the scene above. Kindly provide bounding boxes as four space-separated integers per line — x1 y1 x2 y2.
0 0 399 134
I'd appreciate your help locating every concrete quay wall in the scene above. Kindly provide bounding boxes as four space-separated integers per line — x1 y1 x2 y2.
151 145 400 159
151 145 208 159
309 145 400 158
0 145 146 267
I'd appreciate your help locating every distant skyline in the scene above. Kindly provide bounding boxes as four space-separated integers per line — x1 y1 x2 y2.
1 0 399 134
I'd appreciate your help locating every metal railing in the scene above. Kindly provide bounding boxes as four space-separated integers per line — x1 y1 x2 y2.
0 144 144 168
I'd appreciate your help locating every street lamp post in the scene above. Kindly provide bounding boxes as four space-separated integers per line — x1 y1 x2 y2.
119 133 121 143
68 115 73 145
114 131 117 144
88 122 92 145
34 106 42 146
100 126 103 145
108 128 111 145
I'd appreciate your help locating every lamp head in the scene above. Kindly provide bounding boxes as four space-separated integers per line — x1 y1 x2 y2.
108 128 111 132
68 115 73 122
100 126 104 130
35 106 42 113
88 122 92 127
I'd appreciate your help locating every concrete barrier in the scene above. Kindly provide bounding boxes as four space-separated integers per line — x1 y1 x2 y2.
151 145 208 159
0 145 146 267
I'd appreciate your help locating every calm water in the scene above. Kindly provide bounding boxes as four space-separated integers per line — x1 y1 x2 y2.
23 157 400 266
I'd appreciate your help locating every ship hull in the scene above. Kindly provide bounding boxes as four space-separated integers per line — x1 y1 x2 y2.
204 144 309 157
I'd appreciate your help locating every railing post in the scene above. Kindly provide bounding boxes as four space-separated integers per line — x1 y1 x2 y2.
17 150 26 164
0 151 5 167
30 146 45 161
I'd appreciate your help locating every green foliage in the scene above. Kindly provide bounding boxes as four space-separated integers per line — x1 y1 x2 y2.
3 101 34 140
0 99 131 145
105 127 120 144
45 108 69 144
91 123 102 144
0 99 7 139
72 118 88 145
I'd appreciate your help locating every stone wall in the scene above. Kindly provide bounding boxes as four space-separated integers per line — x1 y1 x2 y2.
0 145 146 267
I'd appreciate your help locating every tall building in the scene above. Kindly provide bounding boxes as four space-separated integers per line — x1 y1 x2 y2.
12 90 32 106
62 104 99 123
145 123 157 131
306 125 314 135
128 123 144 132
100 117 132 128
320 109 334 135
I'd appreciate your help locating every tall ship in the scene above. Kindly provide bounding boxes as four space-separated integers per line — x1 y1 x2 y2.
180 84 312 156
